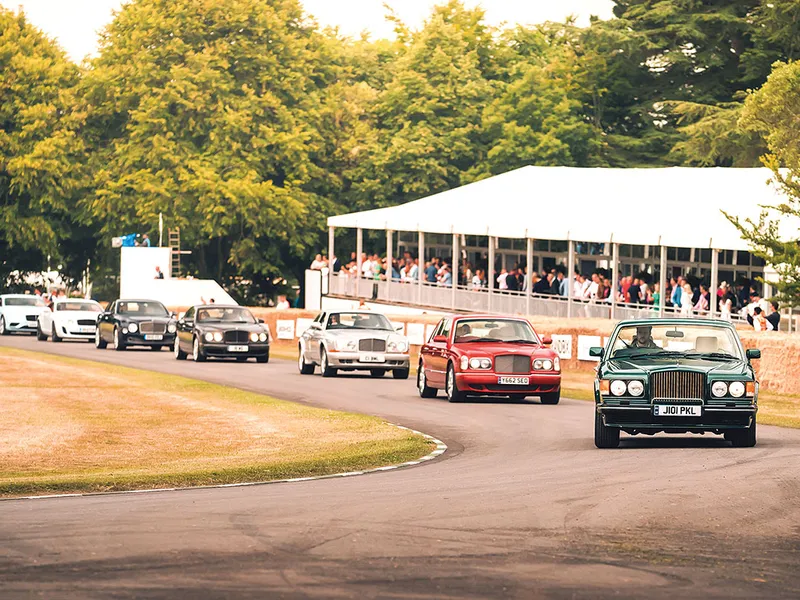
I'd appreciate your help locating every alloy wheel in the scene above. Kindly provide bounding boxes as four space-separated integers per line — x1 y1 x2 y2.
193 337 199 361
418 369 426 394
0 317 5 335
112 327 119 350
174 337 180 358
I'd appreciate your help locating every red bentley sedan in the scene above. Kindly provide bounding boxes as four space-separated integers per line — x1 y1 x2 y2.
417 315 561 403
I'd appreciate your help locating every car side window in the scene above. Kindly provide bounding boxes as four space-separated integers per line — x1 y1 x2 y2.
429 319 443 342
441 319 452 341
184 307 195 321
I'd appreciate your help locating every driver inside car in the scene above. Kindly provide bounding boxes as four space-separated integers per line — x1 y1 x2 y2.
455 323 472 340
630 325 659 349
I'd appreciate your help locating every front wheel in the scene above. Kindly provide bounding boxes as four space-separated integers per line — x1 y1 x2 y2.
112 327 126 351
392 368 410 380
728 420 757 448
51 324 62 343
95 327 107 349
174 337 187 360
256 350 269 364
36 323 47 341
192 336 206 362
320 347 337 377
446 364 466 403
417 364 438 398
540 391 560 405
594 411 620 449
298 344 315 374
0 316 8 335
370 369 386 378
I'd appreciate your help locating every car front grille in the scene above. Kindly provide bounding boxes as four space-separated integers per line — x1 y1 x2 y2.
359 338 386 352
77 319 96 326
650 371 705 401
139 321 166 335
494 355 531 374
224 330 250 344
26 314 38 322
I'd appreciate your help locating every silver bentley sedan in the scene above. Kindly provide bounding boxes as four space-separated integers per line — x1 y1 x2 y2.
298 310 410 379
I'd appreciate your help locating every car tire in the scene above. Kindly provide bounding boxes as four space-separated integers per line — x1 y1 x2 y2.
174 337 187 360
112 326 126 351
298 344 315 375
540 391 560 405
728 420 757 448
392 368 410 380
594 411 620 449
320 347 337 377
417 363 437 398
446 363 466 403
192 336 206 362
0 316 8 335
256 352 269 364
370 369 386 378
509 394 527 402
36 323 47 341
51 324 62 343
237 356 249 362
95 328 107 349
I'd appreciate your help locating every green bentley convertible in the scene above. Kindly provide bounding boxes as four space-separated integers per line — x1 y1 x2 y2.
592 319 760 449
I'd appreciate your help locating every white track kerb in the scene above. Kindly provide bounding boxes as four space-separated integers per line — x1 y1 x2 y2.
8 424 447 502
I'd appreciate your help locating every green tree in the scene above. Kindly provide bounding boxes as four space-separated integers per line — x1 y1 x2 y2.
727 60 800 305
0 8 88 288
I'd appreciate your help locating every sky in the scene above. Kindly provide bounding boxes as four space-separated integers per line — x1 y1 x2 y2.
0 0 615 62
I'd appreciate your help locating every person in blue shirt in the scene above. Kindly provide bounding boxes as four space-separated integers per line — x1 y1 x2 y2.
425 260 438 283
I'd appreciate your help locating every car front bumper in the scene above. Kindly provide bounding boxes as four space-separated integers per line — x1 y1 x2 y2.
598 405 757 431
326 351 410 370
456 372 561 395
200 342 270 358
123 332 176 346
5 320 37 333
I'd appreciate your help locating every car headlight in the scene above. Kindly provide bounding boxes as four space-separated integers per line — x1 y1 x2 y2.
250 332 259 343
387 340 408 352
461 356 469 370
553 357 560 371
259 332 268 342
213 332 223 342
533 359 543 370
204 332 214 342
167 323 177 333
128 322 138 333
610 380 627 397
711 381 728 398
728 381 746 398
541 359 553 371
468 357 491 370
627 380 644 396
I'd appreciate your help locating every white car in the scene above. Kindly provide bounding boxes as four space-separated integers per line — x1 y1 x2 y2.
0 294 47 336
37 299 104 342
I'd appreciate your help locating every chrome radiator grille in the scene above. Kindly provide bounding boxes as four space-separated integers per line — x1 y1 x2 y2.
359 338 386 352
139 321 166 335
224 330 250 344
494 355 530 374
650 371 705 401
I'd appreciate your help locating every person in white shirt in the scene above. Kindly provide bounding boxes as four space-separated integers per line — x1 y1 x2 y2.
406 259 419 282
361 253 373 279
584 273 600 300
275 295 290 310
752 307 773 331
573 274 585 298
497 268 508 290
310 254 327 270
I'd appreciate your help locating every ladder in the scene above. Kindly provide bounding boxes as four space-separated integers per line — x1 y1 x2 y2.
168 228 181 277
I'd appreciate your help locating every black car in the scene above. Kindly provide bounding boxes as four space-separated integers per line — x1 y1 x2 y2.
174 305 270 363
593 318 760 449
95 299 177 351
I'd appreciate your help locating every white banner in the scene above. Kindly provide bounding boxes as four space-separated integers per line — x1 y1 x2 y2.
276 319 295 340
406 322 426 346
295 318 314 338
578 335 602 361
550 334 573 360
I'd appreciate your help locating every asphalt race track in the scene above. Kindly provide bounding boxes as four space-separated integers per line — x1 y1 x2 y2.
1 335 800 599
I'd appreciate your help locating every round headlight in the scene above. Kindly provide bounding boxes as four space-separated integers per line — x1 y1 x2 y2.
610 380 627 396
728 381 745 398
627 380 644 396
213 332 223 342
167 323 177 333
533 359 544 370
250 332 259 343
480 358 492 369
711 381 728 398
396 341 408 352
541 359 553 371
204 332 214 342
128 322 138 333
469 358 482 369
259 332 267 342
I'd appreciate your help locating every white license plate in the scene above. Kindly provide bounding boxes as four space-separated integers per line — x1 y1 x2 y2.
144 334 163 341
227 345 249 352
78 326 94 333
498 376 530 385
654 404 702 417
360 354 385 363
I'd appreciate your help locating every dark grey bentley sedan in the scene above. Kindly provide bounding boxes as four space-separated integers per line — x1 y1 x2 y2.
174 305 270 363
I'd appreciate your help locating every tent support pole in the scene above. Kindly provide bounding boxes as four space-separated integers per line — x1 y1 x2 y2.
526 237 533 316
418 231 425 305
488 236 496 313
659 245 667 318
327 225 335 295
451 233 458 310
567 241 575 319
710 248 719 319
356 228 363 299
386 229 393 302
611 242 619 321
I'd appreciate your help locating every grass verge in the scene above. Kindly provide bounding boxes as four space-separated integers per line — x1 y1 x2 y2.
0 347 433 498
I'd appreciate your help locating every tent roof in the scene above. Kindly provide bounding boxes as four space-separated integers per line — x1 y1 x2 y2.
327 166 796 251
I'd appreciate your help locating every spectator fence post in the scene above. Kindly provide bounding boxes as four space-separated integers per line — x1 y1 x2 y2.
451 231 458 310
710 248 719 319
567 240 575 319
328 225 335 294
488 235 496 313
418 231 425 305
386 229 393 301
356 228 363 298
659 244 667 318
611 241 619 320
525 236 533 316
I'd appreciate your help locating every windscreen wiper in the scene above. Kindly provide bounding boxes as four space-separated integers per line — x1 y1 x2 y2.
684 352 738 361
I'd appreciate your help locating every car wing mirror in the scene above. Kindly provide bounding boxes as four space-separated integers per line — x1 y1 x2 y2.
746 348 761 360
257 318 265 324
541 335 552 345
589 346 604 358
432 335 447 343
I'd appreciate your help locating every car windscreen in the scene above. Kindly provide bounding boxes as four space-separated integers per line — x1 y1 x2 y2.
453 319 538 343
609 324 743 360
196 307 256 324
327 312 392 331
117 301 169 316
4 297 45 307
56 302 103 312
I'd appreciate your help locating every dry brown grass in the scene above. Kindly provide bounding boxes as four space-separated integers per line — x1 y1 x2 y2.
0 348 431 497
